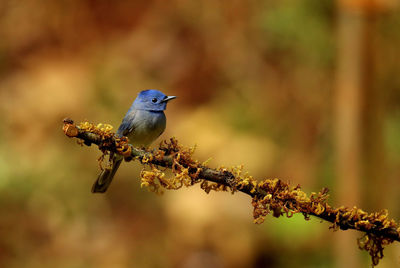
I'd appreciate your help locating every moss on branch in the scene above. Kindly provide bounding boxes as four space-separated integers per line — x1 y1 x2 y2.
63 118 400 266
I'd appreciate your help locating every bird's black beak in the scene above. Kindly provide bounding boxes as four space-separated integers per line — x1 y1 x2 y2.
161 96 177 103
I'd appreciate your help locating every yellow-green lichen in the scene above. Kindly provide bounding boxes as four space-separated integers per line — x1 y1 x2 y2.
63 119 400 267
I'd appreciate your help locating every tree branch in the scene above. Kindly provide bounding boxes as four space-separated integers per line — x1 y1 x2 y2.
63 118 400 266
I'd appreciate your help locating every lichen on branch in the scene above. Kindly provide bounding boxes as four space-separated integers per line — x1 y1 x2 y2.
63 118 400 266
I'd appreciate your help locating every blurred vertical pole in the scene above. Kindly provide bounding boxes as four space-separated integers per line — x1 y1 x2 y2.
334 0 388 267
334 5 363 267
361 13 386 212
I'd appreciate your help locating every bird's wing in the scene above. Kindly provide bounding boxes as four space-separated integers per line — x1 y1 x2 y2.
117 110 137 137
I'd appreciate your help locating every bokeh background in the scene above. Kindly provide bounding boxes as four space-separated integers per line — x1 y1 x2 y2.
0 0 400 267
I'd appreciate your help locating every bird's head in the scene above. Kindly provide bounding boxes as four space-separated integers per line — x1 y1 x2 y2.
132 89 176 111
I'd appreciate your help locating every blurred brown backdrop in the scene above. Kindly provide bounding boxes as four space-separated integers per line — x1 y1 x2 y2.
0 0 399 267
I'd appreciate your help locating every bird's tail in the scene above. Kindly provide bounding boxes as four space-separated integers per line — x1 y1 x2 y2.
92 156 122 193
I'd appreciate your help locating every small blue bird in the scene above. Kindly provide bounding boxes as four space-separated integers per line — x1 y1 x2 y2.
92 89 176 193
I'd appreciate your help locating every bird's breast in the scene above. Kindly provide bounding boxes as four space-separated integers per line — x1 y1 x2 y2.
127 110 166 146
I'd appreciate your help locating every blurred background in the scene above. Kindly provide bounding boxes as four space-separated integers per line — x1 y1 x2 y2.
0 0 399 267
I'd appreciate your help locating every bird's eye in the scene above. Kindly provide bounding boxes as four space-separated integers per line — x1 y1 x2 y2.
151 98 157 103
